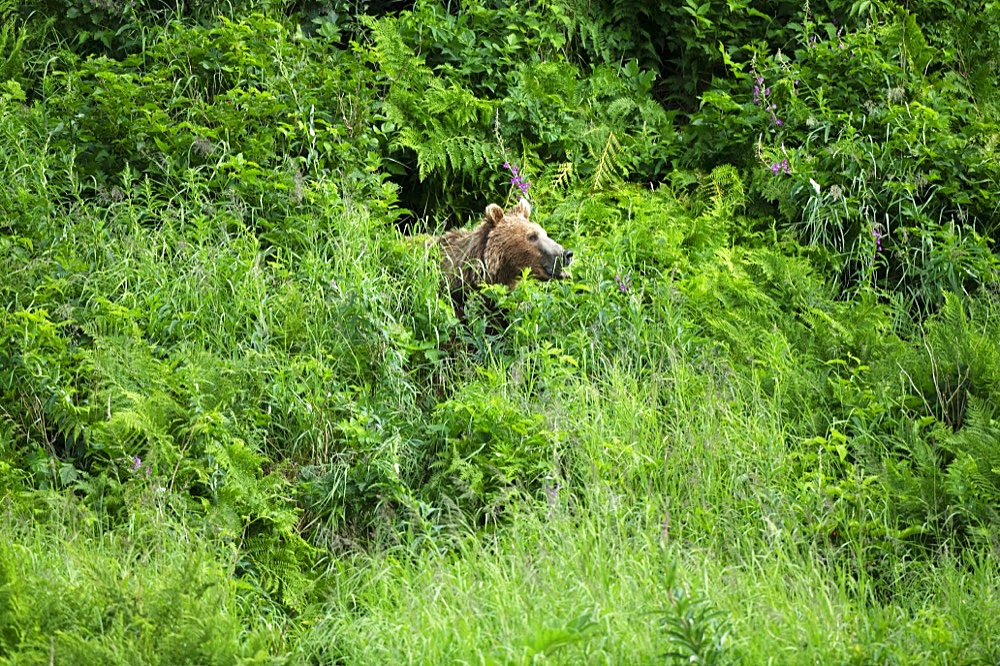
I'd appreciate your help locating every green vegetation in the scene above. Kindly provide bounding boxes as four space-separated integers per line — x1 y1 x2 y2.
2 0 999 663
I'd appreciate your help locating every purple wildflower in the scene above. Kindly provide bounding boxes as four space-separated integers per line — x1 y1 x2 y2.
615 273 631 293
769 103 783 126
753 76 765 106
131 456 142 472
753 76 784 126
872 228 883 253
504 161 531 198
770 159 790 175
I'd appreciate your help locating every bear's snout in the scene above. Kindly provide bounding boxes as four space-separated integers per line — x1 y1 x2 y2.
547 248 573 279
557 249 573 277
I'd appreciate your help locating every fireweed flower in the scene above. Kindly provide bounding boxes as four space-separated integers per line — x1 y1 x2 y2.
770 158 790 175
503 161 531 199
753 76 765 105
868 227 885 267
753 76 783 126
769 102 783 126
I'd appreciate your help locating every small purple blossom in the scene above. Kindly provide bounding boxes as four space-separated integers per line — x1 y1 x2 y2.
615 273 631 293
770 159 790 175
753 76 765 105
504 161 531 199
130 456 142 472
872 228 883 253
753 75 784 126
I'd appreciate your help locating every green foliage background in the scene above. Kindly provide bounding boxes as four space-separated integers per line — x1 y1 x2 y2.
2 0 1000 662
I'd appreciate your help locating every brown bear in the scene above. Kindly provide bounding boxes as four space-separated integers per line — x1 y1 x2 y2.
434 198 573 317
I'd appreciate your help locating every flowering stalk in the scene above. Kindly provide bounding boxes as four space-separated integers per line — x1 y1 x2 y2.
129 455 152 476
615 273 631 293
753 75 783 126
504 161 531 199
495 112 532 201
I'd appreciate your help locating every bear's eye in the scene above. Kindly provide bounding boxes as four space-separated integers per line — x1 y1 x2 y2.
527 232 539 242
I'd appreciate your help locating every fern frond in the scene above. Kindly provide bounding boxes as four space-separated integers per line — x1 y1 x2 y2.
697 164 745 215
0 0 25 83
552 162 574 191
244 532 313 611
589 129 623 192
947 396 1000 490
606 96 636 119
361 15 420 81
207 438 315 610
365 15 495 184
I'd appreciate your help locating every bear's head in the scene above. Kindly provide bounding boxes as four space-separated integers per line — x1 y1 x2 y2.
482 198 573 288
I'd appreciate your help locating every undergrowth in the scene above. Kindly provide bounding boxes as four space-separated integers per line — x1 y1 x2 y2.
2 0 1000 663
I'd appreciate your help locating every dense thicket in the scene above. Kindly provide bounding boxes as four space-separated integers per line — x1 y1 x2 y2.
2 0 999 662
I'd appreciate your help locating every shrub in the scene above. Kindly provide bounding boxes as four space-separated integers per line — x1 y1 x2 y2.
690 5 1000 311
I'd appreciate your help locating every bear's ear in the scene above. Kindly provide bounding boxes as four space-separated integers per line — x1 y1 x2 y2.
510 197 531 219
484 204 505 228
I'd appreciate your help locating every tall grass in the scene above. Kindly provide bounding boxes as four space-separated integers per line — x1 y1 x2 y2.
5 163 1000 662
4 7 1000 664
4 161 1000 662
0 492 280 664
297 352 1000 664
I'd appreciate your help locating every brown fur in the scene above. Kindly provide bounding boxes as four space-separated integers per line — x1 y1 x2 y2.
434 198 572 316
